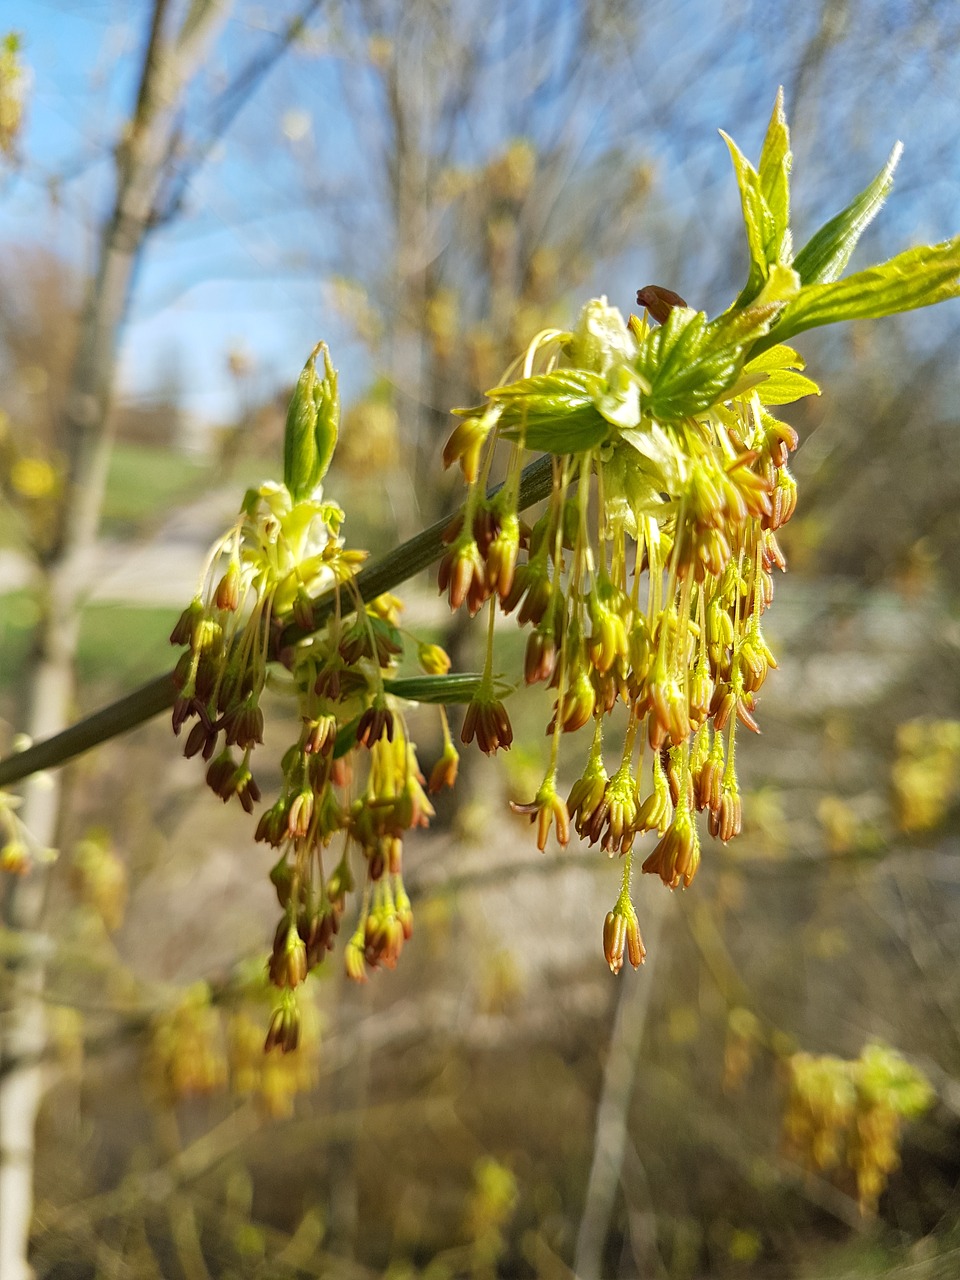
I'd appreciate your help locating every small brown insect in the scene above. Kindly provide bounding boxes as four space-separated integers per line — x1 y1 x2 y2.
636 284 688 325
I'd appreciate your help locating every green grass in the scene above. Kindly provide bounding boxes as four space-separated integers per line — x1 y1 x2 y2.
103 442 211 530
0 591 177 703
76 601 178 692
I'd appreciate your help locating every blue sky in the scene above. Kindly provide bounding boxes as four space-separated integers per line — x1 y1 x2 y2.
1 1 363 424
3 1 959 427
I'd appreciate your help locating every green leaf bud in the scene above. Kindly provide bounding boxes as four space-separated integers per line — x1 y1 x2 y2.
283 342 340 500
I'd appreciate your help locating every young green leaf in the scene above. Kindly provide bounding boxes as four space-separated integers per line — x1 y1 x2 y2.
721 130 772 306
793 143 903 286
600 440 670 536
567 297 632 373
635 303 777 420
743 343 820 406
757 235 960 349
758 87 792 267
743 343 806 374
753 368 821 407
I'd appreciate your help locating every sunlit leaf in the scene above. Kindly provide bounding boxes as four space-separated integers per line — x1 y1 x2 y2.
758 87 792 265
600 441 669 537
743 342 820 404
758 235 960 349
721 131 771 305
753 368 820 406
793 143 903 285
744 343 806 374
753 263 800 306
635 303 777 419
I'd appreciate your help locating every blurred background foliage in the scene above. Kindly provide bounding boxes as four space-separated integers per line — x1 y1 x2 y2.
1 1 960 1277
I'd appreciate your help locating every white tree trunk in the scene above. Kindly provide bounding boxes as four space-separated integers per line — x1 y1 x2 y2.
0 7 230 1273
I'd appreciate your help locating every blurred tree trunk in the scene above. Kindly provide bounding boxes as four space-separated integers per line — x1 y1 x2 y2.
0 5 230 1275
574 895 666 1280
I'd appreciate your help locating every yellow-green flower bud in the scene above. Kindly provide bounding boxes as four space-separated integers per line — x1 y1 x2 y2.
417 642 452 676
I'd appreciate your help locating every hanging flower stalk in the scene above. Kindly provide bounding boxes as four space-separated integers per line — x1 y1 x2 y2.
170 92 960 1043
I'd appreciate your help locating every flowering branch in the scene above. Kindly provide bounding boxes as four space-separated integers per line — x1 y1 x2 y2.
0 455 555 790
3 90 960 1057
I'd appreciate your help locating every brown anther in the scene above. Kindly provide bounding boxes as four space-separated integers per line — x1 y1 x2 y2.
286 789 315 839
626 914 646 968
583 798 611 846
642 813 700 889
709 787 743 843
257 802 290 847
711 685 736 733
525 625 558 685
205 753 236 799
183 720 213 760
356 703 394 748
461 697 514 754
568 768 609 839
549 670 596 735
603 910 627 974
694 757 721 813
194 655 219 703
735 695 760 734
513 569 554 627
437 538 487 616
591 669 619 715
264 1003 301 1054
314 662 342 701
304 714 337 755
222 698 264 749
649 678 690 748
237 770 261 813
215 565 240 612
169 600 203 647
269 925 308 990
473 505 500 557
428 744 459 793
171 691 194 731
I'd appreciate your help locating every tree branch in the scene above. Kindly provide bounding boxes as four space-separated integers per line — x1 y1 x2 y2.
153 0 326 226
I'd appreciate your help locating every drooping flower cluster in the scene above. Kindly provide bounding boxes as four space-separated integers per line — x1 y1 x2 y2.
440 288 809 971
171 345 464 1049
782 1044 933 1214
